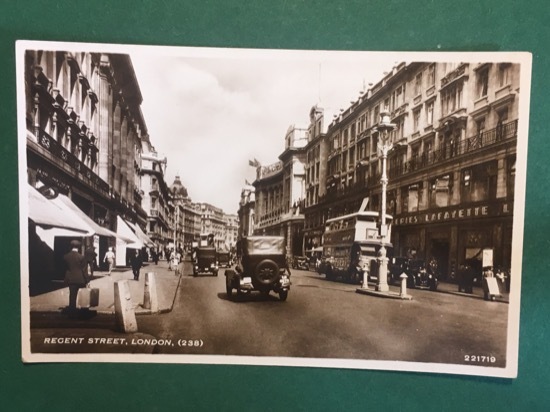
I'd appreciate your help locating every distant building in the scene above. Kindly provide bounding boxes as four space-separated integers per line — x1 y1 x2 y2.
198 202 226 250
141 138 173 251
169 175 201 247
238 185 255 240
223 213 239 250
253 125 307 257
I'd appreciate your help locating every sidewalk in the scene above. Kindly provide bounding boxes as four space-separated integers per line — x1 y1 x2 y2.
435 280 509 303
30 259 187 316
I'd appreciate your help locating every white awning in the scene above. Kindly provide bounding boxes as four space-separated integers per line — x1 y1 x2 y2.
126 220 155 247
28 185 93 235
116 216 144 249
54 194 120 239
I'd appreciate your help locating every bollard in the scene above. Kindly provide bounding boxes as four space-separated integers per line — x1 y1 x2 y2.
400 273 408 297
143 272 159 313
114 280 138 333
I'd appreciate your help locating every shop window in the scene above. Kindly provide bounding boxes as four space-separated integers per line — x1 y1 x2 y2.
429 174 452 208
402 183 421 213
461 161 497 203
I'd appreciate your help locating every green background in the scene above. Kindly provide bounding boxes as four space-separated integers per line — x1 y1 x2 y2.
1 1 548 410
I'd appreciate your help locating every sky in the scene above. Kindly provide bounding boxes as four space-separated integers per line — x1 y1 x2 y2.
131 47 398 214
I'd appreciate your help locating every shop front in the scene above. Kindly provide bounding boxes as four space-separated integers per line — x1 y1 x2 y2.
392 199 513 281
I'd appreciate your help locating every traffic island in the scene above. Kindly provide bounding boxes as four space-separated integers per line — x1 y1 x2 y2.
356 273 413 300
355 287 413 300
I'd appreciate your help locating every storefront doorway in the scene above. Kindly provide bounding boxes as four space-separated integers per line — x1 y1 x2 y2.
430 238 450 280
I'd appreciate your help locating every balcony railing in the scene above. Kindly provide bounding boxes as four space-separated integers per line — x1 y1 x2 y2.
35 130 109 194
308 120 518 208
386 119 518 180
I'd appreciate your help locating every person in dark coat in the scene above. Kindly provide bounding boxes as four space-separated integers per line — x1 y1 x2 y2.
130 249 143 280
84 246 97 276
63 240 89 315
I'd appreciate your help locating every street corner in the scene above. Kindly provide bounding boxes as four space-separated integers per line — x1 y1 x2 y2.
30 329 164 354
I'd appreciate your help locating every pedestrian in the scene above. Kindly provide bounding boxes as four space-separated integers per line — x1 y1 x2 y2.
103 247 115 275
153 249 159 265
130 249 143 280
84 246 97 277
63 240 89 317
168 249 175 271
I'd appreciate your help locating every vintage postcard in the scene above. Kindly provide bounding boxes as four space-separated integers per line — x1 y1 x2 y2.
17 40 531 378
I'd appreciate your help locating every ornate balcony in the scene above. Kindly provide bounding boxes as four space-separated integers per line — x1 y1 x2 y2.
34 130 109 195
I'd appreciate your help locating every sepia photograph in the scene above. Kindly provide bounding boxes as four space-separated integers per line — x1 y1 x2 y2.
17 41 531 378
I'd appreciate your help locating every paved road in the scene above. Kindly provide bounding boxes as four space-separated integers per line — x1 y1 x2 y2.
137 267 509 367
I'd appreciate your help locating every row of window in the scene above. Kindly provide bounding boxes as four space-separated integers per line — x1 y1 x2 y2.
397 158 515 213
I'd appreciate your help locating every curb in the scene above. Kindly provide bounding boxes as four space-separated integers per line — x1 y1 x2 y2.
356 287 413 300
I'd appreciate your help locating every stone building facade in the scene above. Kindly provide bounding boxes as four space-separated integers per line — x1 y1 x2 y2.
253 125 307 258
303 61 520 280
25 50 150 282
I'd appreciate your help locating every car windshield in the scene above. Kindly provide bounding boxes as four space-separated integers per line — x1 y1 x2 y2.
409 260 426 270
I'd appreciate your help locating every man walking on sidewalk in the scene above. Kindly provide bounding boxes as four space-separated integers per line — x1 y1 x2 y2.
63 240 89 317
130 249 143 281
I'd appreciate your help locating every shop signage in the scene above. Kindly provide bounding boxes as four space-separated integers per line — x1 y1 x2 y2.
394 200 512 226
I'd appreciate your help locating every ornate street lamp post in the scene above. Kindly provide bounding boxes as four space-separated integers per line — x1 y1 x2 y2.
375 110 396 292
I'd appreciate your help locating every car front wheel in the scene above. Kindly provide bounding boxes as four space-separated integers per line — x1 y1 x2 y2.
279 290 288 301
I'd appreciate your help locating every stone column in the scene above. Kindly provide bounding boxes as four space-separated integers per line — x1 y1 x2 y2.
98 59 112 183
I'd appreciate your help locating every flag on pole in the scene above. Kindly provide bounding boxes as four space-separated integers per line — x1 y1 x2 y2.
248 158 260 167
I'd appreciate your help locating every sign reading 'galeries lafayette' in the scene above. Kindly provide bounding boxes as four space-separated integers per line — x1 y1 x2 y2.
393 200 513 226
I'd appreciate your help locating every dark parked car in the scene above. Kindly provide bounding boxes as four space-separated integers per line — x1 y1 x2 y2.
389 257 438 291
193 247 219 276
292 255 309 270
217 250 231 268
225 236 291 301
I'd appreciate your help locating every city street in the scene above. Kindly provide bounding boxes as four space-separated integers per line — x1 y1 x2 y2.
137 266 509 367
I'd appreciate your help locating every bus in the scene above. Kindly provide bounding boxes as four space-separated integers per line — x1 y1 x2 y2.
198 233 214 247
318 198 392 284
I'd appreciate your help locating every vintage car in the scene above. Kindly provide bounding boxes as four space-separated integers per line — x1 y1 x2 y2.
225 236 291 301
388 257 410 285
193 247 219 276
389 257 438 291
408 259 438 290
217 250 232 268
292 255 309 270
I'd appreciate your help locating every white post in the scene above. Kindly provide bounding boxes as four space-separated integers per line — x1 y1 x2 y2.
114 280 138 333
143 272 159 313
400 273 408 297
